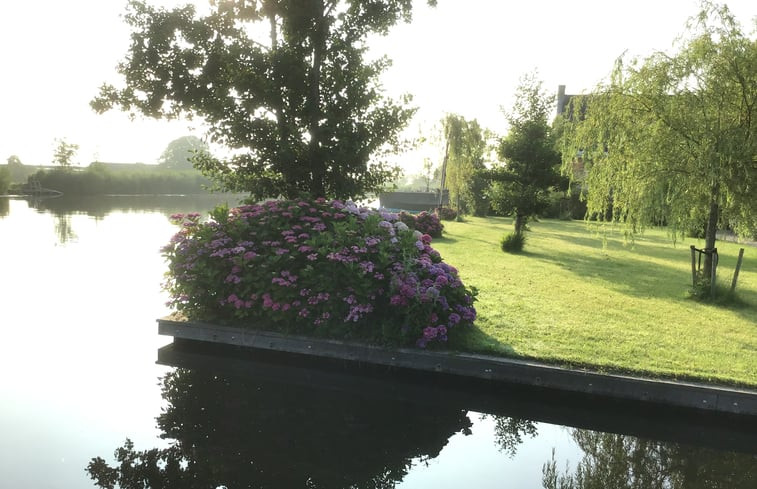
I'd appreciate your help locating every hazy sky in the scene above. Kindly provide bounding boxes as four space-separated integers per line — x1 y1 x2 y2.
1 0 754 171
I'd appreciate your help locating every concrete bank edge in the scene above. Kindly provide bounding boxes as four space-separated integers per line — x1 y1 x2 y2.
157 317 757 417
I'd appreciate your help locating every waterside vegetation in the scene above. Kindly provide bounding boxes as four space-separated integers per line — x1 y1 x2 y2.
28 164 212 195
163 199 476 348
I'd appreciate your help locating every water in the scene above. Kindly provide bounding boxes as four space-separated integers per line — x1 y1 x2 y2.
1 195 755 489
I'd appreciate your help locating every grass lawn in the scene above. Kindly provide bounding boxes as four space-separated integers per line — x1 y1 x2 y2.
433 217 757 388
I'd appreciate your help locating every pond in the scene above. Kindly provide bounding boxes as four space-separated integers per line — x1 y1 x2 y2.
0 195 755 489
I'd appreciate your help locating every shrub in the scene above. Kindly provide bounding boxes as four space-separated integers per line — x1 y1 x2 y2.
163 199 476 348
500 232 526 253
435 207 457 221
398 211 443 238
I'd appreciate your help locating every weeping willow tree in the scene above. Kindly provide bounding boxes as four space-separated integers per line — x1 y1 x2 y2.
560 2 756 284
441 114 489 216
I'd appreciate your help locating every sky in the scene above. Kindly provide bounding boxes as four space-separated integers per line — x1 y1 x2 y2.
0 0 754 172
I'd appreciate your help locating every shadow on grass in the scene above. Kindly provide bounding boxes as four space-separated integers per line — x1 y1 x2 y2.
452 325 517 357
531 230 757 322
435 235 458 244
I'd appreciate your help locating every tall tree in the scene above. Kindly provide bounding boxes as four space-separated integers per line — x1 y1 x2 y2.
442 114 489 216
489 74 563 235
52 138 79 169
92 0 435 201
559 2 756 281
158 135 210 170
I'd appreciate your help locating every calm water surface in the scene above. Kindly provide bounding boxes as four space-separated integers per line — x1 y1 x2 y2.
0 195 755 489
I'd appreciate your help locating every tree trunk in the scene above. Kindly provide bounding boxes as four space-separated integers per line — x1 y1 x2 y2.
703 184 720 281
307 1 327 198
514 213 525 236
267 6 291 186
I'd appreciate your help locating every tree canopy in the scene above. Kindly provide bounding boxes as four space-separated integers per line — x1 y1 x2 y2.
442 114 490 216
158 135 210 170
489 74 564 235
93 0 435 200
559 2 757 270
52 138 79 168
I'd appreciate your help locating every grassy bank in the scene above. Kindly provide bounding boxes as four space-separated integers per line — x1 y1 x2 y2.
434 217 757 387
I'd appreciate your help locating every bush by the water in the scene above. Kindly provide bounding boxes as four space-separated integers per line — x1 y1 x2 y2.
500 232 526 253
398 210 443 238
163 199 476 348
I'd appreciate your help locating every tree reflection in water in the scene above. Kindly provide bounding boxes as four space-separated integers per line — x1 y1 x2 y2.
543 430 757 489
481 414 538 458
54 215 76 244
87 368 474 489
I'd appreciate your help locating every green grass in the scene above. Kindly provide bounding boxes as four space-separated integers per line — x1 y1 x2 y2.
435 217 757 388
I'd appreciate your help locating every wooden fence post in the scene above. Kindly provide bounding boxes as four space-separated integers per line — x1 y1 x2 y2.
710 248 718 296
690 245 697 287
731 248 745 293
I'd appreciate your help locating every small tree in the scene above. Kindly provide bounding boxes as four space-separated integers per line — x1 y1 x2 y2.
158 136 210 170
52 138 79 169
489 74 563 236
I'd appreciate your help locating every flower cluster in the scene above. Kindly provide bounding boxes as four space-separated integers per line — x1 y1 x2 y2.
398 211 444 238
162 199 476 348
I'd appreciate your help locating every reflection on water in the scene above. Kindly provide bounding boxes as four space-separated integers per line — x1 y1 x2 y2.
26 194 245 245
90 367 474 488
488 415 538 458
0 195 755 489
53 214 76 244
544 430 757 489
29 193 246 219
85 340 757 489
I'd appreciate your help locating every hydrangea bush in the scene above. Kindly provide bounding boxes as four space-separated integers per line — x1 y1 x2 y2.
162 199 476 348
398 211 444 238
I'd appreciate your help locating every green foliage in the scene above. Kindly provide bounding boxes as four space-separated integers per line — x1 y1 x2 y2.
158 135 210 170
398 210 444 237
500 231 526 253
559 2 757 279
92 0 432 201
489 73 564 236
442 114 490 216
31 166 212 195
162 199 476 348
52 138 79 168
688 269 747 306
542 187 587 220
435 206 457 221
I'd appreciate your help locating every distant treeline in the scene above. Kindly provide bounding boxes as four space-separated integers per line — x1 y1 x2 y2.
27 163 214 195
